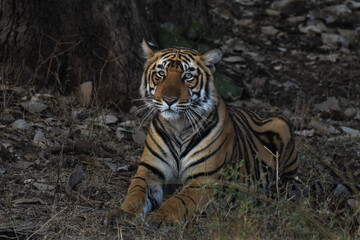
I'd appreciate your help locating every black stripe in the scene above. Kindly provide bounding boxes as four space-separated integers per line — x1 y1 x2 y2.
140 162 165 179
153 118 180 169
145 140 170 167
186 153 227 181
284 154 298 169
174 196 188 218
243 109 272 125
190 122 225 157
230 117 251 175
128 185 147 194
281 168 298 179
180 111 219 159
231 110 258 152
178 193 197 206
149 132 168 157
256 131 282 155
184 134 228 172
204 72 210 100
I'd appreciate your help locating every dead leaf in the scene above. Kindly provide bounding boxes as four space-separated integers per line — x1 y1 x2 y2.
20 100 48 113
347 199 357 210
78 81 93 106
11 119 30 130
314 97 341 112
294 129 314 137
223 56 245 63
261 26 279 35
33 182 55 192
321 33 349 48
103 161 129 171
68 164 84 189
309 117 340 135
329 109 348 121
33 130 47 148
17 160 34 169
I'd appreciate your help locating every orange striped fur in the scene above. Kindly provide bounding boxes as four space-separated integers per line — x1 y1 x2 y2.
118 41 298 226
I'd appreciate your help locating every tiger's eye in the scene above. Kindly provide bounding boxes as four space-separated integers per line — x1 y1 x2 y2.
157 71 165 77
184 73 193 79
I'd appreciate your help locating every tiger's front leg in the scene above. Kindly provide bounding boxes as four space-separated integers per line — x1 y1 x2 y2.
146 177 216 227
108 165 164 223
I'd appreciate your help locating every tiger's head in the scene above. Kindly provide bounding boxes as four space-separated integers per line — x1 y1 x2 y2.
140 40 222 122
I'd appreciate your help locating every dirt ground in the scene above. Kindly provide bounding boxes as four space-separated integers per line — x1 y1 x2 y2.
1 0 360 239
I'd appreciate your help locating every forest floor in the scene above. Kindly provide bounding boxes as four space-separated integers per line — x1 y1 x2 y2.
1 0 360 239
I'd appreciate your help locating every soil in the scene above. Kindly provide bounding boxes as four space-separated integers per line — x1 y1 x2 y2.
0 0 359 239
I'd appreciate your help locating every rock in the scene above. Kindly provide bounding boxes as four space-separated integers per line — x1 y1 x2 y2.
347 199 357 210
17 160 34 169
132 130 146 146
265 9 281 17
287 16 306 23
119 120 137 128
273 65 282 71
346 0 360 9
340 126 360 137
321 33 349 48
234 19 255 29
270 0 306 15
261 26 279 35
282 81 299 89
318 54 339 63
11 119 30 130
0 114 15 123
337 29 359 45
251 77 267 93
299 20 327 34
323 4 351 16
116 128 126 141
97 112 118 124
20 100 48 113
223 56 245 63
344 108 357 119
13 86 25 93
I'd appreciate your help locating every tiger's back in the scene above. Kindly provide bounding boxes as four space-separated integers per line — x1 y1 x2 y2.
227 105 298 189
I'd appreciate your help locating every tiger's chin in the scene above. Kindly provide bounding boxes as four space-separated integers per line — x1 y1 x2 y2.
159 110 181 120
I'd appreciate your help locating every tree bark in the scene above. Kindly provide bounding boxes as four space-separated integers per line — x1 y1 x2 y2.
0 0 209 110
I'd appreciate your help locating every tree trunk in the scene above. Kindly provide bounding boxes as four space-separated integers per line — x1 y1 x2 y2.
0 0 208 110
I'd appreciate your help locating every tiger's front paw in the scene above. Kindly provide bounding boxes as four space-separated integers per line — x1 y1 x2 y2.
105 208 142 227
145 211 179 229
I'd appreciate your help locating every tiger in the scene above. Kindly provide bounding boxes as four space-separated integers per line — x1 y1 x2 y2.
113 40 298 227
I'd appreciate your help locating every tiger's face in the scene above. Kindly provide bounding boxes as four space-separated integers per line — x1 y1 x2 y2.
140 41 222 122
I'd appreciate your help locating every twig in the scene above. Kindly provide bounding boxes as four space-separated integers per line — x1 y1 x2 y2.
27 207 68 240
264 146 280 201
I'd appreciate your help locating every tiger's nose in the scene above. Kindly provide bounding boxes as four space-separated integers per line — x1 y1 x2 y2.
162 96 178 106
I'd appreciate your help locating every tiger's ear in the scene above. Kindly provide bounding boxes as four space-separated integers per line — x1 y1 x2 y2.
142 40 161 59
203 48 223 72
